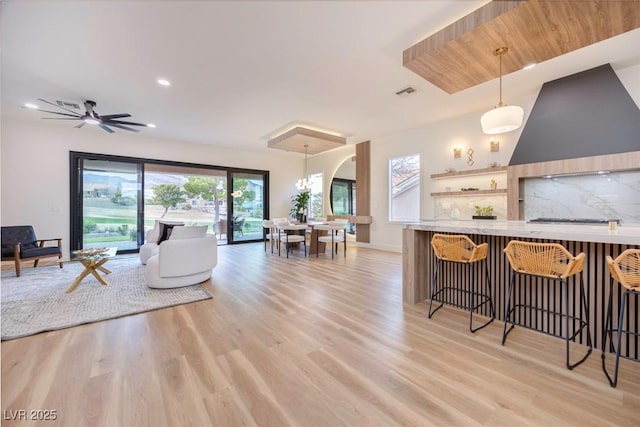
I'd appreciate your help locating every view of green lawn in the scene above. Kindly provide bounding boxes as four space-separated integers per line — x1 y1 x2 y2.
83 198 263 248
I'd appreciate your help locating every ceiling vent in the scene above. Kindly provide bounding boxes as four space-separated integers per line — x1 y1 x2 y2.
395 86 417 97
56 100 81 110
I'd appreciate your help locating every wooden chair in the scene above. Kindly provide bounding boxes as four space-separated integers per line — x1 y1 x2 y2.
1 225 63 277
602 249 640 387
503 240 592 370
429 234 495 333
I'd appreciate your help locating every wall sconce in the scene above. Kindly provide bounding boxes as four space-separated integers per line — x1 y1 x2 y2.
490 139 500 152
453 147 462 158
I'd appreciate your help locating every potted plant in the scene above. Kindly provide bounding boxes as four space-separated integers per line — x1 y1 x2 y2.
290 190 310 222
473 205 496 220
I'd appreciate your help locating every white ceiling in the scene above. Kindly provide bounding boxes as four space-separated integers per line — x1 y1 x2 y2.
2 1 640 153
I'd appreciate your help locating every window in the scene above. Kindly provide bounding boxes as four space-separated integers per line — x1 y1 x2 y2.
308 172 323 219
389 154 420 221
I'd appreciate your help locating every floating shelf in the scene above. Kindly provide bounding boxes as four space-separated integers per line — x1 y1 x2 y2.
430 166 507 179
430 189 507 197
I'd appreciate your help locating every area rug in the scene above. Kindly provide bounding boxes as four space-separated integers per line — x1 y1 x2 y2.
1 256 212 340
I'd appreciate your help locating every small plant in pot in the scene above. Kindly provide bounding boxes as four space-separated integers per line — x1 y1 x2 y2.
473 205 496 220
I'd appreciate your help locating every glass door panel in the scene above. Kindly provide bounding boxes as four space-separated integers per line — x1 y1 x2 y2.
81 159 142 252
331 180 351 215
331 178 356 234
229 172 265 243
143 164 226 243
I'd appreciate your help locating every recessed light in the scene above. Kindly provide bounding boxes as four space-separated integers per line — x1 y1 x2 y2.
24 103 39 109
157 78 171 86
146 123 156 128
522 63 537 70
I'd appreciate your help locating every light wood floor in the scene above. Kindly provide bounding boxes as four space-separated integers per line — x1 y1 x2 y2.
2 243 639 426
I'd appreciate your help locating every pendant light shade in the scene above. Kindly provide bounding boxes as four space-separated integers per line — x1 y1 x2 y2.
481 47 524 135
481 105 524 134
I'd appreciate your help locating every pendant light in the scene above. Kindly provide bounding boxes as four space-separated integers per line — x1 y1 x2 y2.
295 144 310 192
481 47 524 135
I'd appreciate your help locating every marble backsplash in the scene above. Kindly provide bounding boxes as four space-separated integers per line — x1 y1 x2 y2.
434 195 507 220
525 171 640 223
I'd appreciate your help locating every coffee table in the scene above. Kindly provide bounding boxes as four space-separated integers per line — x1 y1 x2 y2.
63 247 118 293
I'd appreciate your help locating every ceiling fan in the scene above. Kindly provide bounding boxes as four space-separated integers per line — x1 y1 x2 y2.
36 99 148 133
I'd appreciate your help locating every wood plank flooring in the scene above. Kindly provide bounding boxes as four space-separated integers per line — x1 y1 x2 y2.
2 243 639 426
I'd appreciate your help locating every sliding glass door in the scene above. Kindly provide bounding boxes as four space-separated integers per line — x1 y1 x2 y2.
229 171 267 243
70 152 269 252
75 158 143 252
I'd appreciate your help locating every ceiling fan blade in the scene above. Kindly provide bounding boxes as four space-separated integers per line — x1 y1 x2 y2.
106 122 139 133
99 124 115 133
75 122 86 128
37 98 82 115
104 119 147 126
38 109 82 118
42 117 82 120
100 113 131 120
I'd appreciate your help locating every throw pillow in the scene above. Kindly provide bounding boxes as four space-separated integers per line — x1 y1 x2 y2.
169 225 208 240
157 223 182 244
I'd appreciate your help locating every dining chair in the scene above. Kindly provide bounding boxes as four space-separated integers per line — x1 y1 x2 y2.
315 221 348 259
276 221 308 258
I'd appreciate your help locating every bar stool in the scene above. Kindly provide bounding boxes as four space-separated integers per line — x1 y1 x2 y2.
602 249 640 387
429 234 495 333
502 240 592 370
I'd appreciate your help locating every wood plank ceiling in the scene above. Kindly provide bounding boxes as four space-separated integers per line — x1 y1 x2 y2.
403 0 640 94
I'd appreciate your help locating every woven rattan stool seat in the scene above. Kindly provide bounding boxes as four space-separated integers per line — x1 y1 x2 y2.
503 241 585 279
602 249 640 387
502 240 592 370
428 234 495 333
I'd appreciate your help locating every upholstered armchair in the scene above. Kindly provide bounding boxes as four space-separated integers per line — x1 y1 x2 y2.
145 233 217 289
1 225 63 276
139 220 184 265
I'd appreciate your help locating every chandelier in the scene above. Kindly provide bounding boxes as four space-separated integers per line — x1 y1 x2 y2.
295 144 310 192
481 47 524 135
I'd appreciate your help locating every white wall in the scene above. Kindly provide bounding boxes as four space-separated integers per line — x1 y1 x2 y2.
1 117 303 253
309 103 531 252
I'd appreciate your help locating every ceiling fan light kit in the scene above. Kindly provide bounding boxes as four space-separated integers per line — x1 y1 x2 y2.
481 47 524 135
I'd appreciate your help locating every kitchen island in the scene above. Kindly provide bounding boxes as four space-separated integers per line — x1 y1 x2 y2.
403 220 640 352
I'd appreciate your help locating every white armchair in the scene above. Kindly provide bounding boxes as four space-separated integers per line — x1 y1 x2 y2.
139 220 184 265
145 234 217 289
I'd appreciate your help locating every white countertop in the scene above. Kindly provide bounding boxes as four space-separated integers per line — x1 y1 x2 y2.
404 220 640 245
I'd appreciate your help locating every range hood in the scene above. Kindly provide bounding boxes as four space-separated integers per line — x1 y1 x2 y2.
509 64 640 166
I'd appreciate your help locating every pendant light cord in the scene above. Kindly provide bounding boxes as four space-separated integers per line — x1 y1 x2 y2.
495 46 508 108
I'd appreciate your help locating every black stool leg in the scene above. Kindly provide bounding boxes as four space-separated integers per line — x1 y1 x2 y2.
469 260 495 333
502 272 516 345
428 260 444 318
613 290 628 387
566 275 592 370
